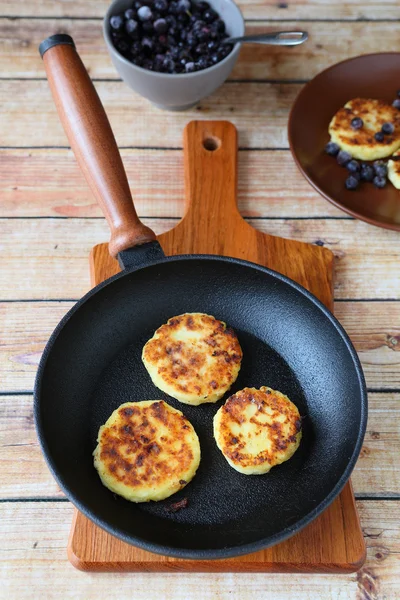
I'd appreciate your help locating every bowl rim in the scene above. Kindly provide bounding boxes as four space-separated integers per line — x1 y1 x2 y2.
103 0 245 79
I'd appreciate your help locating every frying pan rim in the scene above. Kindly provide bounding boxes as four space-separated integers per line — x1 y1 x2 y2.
34 254 368 559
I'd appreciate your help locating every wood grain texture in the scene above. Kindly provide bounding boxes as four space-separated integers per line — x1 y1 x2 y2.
0 80 300 148
1 393 398 499
0 148 345 218
0 0 397 19
2 500 399 599
3 20 400 81
1 217 399 300
67 120 366 573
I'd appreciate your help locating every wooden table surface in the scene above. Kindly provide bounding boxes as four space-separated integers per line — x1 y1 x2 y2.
1 1 399 598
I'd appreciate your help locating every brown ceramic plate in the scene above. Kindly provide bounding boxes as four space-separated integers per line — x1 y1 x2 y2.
288 53 400 230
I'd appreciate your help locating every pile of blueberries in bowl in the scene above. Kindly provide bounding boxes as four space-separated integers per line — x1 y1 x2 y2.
108 0 234 74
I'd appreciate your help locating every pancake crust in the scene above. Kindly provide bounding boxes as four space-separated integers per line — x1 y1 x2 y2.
329 98 400 160
388 149 400 189
93 400 200 502
142 313 243 406
213 387 302 475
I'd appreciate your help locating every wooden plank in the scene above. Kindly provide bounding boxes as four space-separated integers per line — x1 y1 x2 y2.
0 0 398 20
1 500 399 597
1 392 398 499
2 19 400 81
0 218 399 300
1 301 399 393
0 80 298 148
0 148 345 219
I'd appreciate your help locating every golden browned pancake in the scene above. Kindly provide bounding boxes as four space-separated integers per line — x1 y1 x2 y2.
142 313 242 406
93 400 200 502
329 98 400 160
213 387 302 475
388 149 400 189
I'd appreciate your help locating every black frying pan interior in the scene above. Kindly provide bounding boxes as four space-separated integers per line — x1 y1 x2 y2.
35 256 367 559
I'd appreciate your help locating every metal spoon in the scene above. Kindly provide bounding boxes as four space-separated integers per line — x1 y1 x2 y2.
222 31 309 46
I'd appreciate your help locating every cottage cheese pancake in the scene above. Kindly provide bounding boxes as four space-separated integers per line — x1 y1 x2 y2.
329 98 400 160
388 149 400 189
93 400 200 502
142 313 242 406
213 387 302 475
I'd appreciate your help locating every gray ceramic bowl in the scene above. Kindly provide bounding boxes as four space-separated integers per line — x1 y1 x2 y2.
103 0 244 110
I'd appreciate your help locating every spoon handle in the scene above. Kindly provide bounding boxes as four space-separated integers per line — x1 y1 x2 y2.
224 31 308 46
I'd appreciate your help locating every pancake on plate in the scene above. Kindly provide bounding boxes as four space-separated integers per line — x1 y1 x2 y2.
142 313 242 406
93 400 201 502
329 98 400 160
213 386 302 475
388 148 400 189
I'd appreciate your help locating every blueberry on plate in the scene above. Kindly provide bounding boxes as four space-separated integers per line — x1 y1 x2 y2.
360 164 374 182
125 8 136 19
373 160 388 177
346 159 360 173
381 122 395 135
392 99 400 110
337 150 352 166
373 175 387 188
345 175 359 190
374 131 385 142
350 117 363 130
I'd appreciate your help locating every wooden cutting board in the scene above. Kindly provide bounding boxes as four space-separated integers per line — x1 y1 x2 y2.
68 121 365 573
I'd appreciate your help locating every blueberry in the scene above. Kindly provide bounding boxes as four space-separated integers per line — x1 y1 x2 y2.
169 1 179 14
125 18 139 36
165 15 177 27
374 131 385 142
194 42 208 55
193 19 206 31
141 37 154 53
197 26 211 41
207 40 218 51
337 150 352 166
360 164 374 182
110 15 124 30
177 0 191 12
392 99 400 110
186 33 197 47
350 117 363 130
162 56 176 73
347 159 360 173
185 61 196 72
345 175 359 190
203 8 218 22
212 18 225 33
373 175 387 189
196 56 208 70
169 46 181 60
130 40 142 55
137 5 152 20
325 142 340 156
373 160 388 177
133 1 143 9
217 44 232 59
197 1 210 9
116 38 130 55
154 0 168 12
381 122 394 135
124 8 136 19
142 20 154 33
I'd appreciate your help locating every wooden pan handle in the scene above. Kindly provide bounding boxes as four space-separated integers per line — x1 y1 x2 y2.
40 34 156 258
